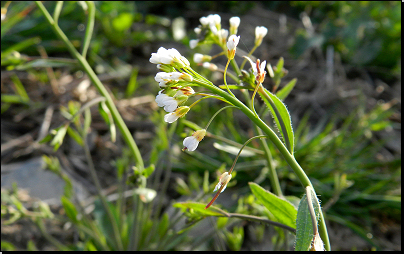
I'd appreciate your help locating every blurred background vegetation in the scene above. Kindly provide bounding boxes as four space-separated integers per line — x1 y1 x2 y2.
1 1 401 251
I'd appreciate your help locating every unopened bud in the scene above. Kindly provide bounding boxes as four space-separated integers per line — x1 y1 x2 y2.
202 62 218 71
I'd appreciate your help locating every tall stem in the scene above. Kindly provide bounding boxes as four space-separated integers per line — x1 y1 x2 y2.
193 78 330 250
35 1 144 171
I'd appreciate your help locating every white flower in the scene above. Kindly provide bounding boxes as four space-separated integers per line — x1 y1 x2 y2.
183 129 206 151
155 91 178 112
164 106 190 123
194 27 201 35
193 53 204 63
154 72 183 87
150 47 189 68
200 16 209 26
229 17 240 29
155 72 172 87
210 14 221 26
179 86 195 96
164 112 179 123
255 26 268 45
213 172 232 193
202 62 218 71
209 24 218 35
244 56 267 83
189 39 199 49
227 34 240 51
220 29 229 43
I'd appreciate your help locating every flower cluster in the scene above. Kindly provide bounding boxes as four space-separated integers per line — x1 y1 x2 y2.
190 14 241 50
151 14 270 210
149 47 207 152
150 47 195 121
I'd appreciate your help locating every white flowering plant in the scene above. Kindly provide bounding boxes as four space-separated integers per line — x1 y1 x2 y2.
150 14 330 251
32 1 329 250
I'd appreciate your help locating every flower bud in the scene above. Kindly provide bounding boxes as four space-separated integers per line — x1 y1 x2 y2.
164 106 190 123
227 35 240 60
213 172 232 193
255 26 268 46
229 16 240 35
189 39 199 49
202 62 218 71
182 129 207 151
157 64 175 73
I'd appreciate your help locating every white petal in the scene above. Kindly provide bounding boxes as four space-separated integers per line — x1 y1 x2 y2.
193 53 203 63
155 93 168 107
164 112 179 123
220 183 228 193
163 99 178 112
183 136 199 151
189 39 199 49
229 17 240 28
260 61 267 73
227 35 240 50
213 182 221 192
200 16 209 26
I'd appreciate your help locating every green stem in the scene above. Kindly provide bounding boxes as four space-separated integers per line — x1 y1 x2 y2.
193 78 330 250
82 1 95 59
223 59 235 97
227 213 296 233
240 88 283 196
204 105 237 130
230 58 242 77
35 1 144 171
228 135 267 175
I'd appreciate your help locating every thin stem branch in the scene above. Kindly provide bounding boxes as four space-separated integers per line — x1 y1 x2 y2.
82 1 95 59
227 213 296 233
35 1 144 171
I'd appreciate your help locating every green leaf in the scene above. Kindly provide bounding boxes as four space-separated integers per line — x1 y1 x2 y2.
112 13 134 32
83 108 92 136
213 142 256 157
26 240 38 251
125 67 139 98
217 216 229 229
67 126 84 146
249 182 297 229
10 74 30 102
61 196 79 224
158 213 169 239
294 189 321 251
1 240 16 251
98 101 116 142
276 78 297 101
1 37 41 58
173 202 228 217
259 87 294 154
10 195 25 212
50 124 69 151
1 94 29 104
142 164 155 178
14 58 79 70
